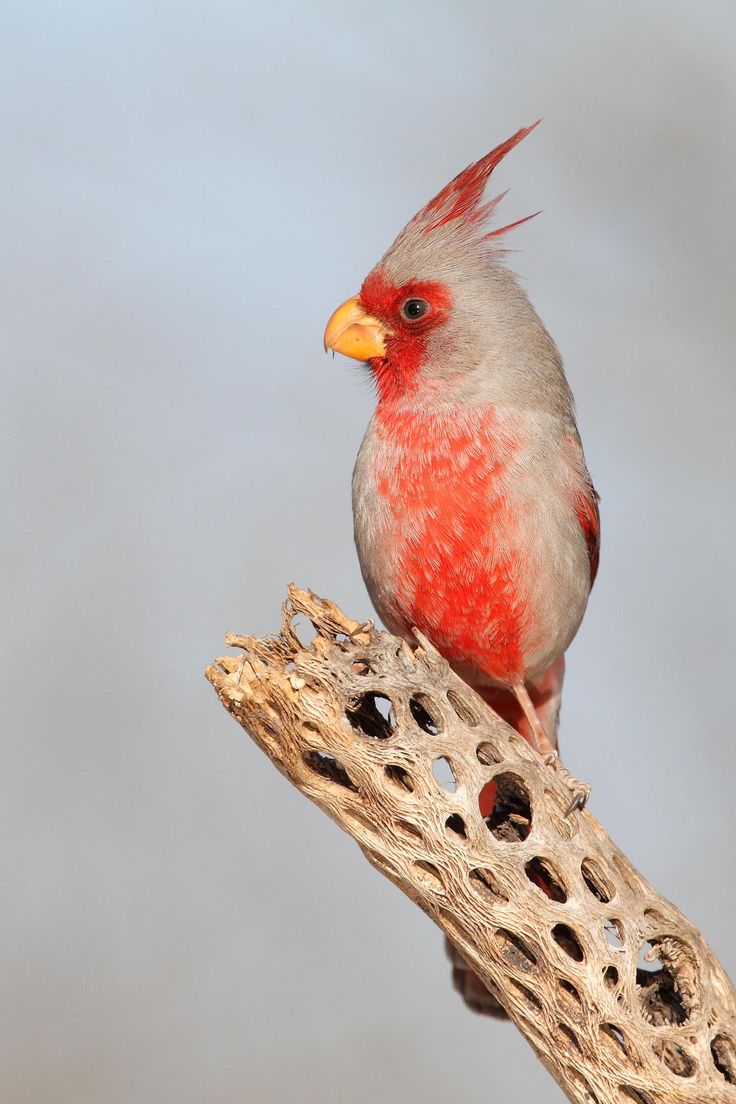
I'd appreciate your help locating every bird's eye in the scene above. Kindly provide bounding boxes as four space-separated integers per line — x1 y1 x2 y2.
400 297 430 322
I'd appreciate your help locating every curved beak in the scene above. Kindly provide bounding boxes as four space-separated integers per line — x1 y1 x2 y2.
323 296 390 361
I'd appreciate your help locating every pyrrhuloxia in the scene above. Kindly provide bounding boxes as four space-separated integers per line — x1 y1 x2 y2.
324 123 599 811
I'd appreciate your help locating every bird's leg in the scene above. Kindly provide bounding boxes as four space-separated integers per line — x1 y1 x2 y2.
512 680 590 814
512 680 556 755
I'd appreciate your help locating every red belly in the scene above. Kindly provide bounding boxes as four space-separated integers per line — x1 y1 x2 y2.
396 539 526 685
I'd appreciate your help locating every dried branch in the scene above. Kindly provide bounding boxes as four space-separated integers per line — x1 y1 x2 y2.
205 586 736 1104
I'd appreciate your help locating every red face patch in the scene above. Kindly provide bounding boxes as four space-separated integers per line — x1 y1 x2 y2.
359 272 453 402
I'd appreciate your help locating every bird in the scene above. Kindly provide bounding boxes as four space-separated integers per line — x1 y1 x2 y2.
323 122 599 814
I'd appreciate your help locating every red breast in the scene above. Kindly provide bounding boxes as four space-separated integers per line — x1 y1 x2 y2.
364 403 531 685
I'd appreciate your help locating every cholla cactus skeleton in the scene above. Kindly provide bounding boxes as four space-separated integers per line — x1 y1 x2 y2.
206 586 736 1104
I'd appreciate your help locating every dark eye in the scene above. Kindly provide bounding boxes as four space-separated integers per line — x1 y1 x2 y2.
400 297 430 322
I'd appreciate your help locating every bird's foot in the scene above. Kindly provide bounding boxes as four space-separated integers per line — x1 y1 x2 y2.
348 618 374 642
543 751 591 815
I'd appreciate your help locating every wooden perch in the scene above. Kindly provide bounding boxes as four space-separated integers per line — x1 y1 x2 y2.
205 586 736 1104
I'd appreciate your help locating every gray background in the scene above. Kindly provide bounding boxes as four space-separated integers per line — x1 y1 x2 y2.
2 2 735 1101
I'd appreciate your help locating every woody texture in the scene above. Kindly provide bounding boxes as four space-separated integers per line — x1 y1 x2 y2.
206 585 736 1104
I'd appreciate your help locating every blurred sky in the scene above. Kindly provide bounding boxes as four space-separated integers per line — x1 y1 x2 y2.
2 2 735 1102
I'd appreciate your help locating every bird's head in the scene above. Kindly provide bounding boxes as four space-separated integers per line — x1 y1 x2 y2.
324 122 558 409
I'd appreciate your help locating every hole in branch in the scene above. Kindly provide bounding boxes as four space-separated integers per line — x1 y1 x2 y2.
552 924 584 962
445 813 466 837
384 764 414 792
290 612 318 648
495 929 537 973
653 1039 696 1078
558 1022 581 1053
525 857 567 902
604 918 625 950
346 693 397 740
469 868 508 905
600 1023 628 1055
303 750 357 791
604 965 620 989
508 979 542 1013
711 1034 736 1085
395 819 422 841
581 858 614 903
558 978 581 1004
432 756 457 792
483 773 532 842
478 779 497 819
643 907 668 928
447 688 479 726
351 658 373 676
409 694 442 734
476 740 503 766
636 938 691 1026
637 940 662 973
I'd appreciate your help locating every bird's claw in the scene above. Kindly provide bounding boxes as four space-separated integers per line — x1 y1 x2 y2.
563 784 591 816
348 618 374 642
543 751 591 816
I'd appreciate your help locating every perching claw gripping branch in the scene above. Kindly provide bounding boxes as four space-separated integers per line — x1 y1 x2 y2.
206 586 736 1104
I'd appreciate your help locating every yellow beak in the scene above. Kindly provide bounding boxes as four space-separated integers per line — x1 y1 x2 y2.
323 296 390 361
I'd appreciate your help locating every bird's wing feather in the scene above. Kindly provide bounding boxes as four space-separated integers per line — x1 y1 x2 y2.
575 482 601 587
